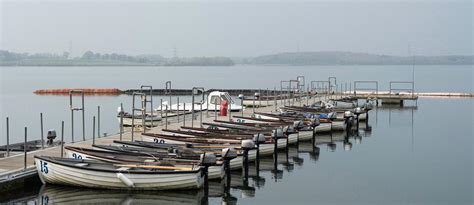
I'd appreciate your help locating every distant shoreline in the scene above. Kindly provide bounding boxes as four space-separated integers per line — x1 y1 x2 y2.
2 50 472 66
1 63 472 67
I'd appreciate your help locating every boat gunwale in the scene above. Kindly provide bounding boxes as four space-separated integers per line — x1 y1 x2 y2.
34 156 202 174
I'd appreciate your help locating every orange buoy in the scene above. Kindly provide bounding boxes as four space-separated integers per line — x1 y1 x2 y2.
34 88 122 96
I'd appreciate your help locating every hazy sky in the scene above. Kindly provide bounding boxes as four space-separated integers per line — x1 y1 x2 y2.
1 0 472 57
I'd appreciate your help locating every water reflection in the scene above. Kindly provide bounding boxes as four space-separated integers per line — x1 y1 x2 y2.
38 185 206 205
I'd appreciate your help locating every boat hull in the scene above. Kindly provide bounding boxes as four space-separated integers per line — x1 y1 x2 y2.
64 148 224 180
35 157 204 190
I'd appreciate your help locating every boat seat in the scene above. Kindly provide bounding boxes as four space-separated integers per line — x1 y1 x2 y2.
75 163 89 167
117 167 130 171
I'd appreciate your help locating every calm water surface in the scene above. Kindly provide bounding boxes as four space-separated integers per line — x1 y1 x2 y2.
0 65 472 144
0 65 472 204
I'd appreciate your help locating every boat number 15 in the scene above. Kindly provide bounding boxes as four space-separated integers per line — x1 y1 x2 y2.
40 161 49 174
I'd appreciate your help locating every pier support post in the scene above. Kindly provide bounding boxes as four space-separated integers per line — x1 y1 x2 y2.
192 90 195 127
6 117 9 157
177 97 180 123
24 127 27 170
228 98 232 121
200 95 204 128
119 103 123 141
61 121 64 158
141 96 146 133
274 88 277 112
82 93 85 141
40 113 44 149
238 94 244 117
92 116 96 145
183 103 186 127
97 106 100 138
132 95 136 140
165 81 172 130
254 92 260 114
253 95 255 113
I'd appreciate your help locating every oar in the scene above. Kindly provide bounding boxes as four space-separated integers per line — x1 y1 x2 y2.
114 164 193 171
185 143 239 149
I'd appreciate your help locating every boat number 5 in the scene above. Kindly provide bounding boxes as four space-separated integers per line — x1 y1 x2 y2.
40 161 49 174
154 138 165 144
72 153 83 159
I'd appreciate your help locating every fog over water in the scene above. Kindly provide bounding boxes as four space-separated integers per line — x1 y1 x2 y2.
1 0 472 57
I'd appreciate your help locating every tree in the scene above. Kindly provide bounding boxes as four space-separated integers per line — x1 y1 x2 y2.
62 52 70 59
82 51 94 59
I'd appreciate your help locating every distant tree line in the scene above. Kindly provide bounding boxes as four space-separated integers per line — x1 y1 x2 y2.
2 50 472 66
0 50 234 66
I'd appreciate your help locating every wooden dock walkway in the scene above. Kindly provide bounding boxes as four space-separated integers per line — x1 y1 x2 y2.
0 96 310 192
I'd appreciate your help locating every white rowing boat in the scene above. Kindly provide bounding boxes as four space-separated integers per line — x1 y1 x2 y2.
35 156 204 190
64 147 225 180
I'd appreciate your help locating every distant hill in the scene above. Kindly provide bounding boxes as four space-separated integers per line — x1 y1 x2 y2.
249 51 473 65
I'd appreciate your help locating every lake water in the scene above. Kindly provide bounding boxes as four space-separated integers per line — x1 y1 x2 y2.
0 65 473 204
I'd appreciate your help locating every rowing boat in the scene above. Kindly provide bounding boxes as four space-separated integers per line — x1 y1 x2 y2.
35 156 204 190
64 146 225 179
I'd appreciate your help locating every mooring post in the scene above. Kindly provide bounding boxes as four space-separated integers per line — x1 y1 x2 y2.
141 95 146 133
191 94 194 127
215 97 218 120
206 92 209 117
40 113 44 149
160 99 163 125
274 88 277 111
266 88 269 107
253 94 256 113
81 92 85 141
119 103 123 141
97 106 100 138
192 89 195 128
132 94 136 140
61 121 64 158
6 117 10 157
92 116 96 145
200 102 203 127
165 81 172 130
150 91 153 127
228 97 232 121
165 102 168 129
24 127 27 170
70 94 74 143
183 102 186 127
177 97 180 123
200 92 204 128
167 96 171 129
